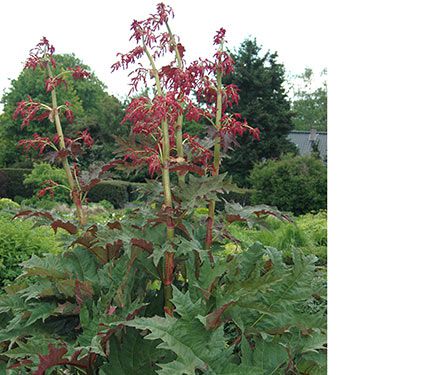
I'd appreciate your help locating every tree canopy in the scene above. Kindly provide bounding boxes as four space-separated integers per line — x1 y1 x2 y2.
0 54 126 167
291 67 327 131
221 38 296 187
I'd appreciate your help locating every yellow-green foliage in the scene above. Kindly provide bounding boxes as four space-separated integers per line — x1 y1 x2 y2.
0 216 61 285
0 198 20 210
228 211 327 264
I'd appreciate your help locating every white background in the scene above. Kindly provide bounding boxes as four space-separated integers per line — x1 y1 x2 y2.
0 0 327 101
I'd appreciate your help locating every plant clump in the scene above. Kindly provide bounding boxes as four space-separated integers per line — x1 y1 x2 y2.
0 4 326 374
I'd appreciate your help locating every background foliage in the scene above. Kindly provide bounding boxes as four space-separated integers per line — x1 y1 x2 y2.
291 68 327 132
228 211 327 265
0 54 126 168
221 38 297 187
0 214 60 286
250 154 327 215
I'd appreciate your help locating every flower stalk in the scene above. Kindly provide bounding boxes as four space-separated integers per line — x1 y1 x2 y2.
166 21 185 187
46 64 87 227
143 40 175 312
205 42 224 260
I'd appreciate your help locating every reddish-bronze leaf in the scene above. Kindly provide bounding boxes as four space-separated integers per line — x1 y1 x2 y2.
164 306 174 317
51 220 78 234
75 279 94 306
107 221 122 230
205 302 235 330
7 359 33 370
34 344 96 375
225 214 245 223
131 238 154 253
13 210 54 221
105 240 123 261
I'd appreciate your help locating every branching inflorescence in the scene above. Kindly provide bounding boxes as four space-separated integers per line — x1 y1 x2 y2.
13 37 100 226
111 3 259 310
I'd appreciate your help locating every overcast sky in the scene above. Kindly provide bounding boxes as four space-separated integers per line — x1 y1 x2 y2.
0 0 327 104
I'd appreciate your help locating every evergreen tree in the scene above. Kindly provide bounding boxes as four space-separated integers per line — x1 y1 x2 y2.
221 38 296 186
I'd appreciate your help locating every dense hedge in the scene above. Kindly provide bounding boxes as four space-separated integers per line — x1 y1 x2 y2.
1 168 143 207
87 180 143 208
0 168 34 200
250 154 327 215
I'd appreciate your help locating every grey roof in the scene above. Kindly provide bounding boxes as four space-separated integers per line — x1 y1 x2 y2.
287 130 327 161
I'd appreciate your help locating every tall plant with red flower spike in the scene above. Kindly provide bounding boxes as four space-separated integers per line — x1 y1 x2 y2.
14 37 95 226
112 4 259 309
113 3 183 311
181 29 260 258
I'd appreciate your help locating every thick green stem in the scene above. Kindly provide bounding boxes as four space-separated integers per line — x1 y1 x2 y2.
166 21 185 187
175 116 185 187
205 64 223 256
47 65 86 226
144 41 175 312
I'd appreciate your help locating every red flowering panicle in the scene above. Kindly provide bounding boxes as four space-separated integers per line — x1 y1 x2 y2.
213 28 226 45
156 2 174 24
45 77 67 92
112 3 184 95
159 65 192 96
68 66 91 80
184 101 211 123
128 66 149 95
220 114 260 141
37 179 60 199
183 133 213 168
214 50 235 76
24 37 56 70
222 84 239 111
13 97 50 128
123 147 161 177
114 46 145 71
77 129 94 148
112 4 259 185
17 133 53 155
122 94 182 139
194 77 217 105
63 102 74 124
129 3 173 43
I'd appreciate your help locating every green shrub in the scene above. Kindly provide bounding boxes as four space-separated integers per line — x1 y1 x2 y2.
97 199 114 210
20 198 58 210
0 168 33 200
87 180 129 208
250 154 327 215
297 210 327 247
23 162 70 203
0 216 61 285
0 198 20 210
127 182 144 201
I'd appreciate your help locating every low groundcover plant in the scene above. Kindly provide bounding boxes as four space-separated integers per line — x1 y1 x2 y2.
0 3 326 374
